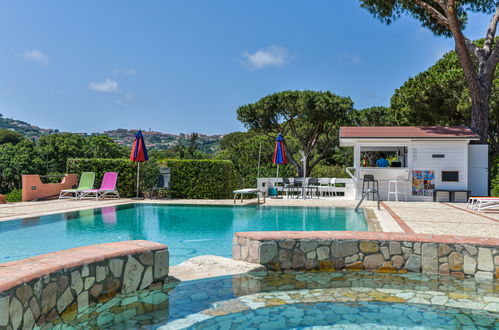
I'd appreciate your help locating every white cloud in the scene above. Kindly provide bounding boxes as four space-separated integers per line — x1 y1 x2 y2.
22 49 49 65
88 78 119 93
241 45 292 70
340 53 362 64
113 68 137 76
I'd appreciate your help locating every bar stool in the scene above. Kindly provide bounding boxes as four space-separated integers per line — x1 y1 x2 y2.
362 175 379 200
388 175 408 202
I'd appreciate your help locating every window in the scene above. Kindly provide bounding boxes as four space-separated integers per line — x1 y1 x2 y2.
442 171 459 182
359 146 408 167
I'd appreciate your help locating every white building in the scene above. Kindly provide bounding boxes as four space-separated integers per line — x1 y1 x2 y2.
339 126 489 202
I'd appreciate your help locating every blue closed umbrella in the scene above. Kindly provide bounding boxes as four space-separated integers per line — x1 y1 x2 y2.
272 133 287 179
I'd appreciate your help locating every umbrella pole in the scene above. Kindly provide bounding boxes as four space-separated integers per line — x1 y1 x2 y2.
136 162 140 198
276 164 279 198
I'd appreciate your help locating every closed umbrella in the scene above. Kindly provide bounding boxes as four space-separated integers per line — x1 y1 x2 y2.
272 134 287 195
130 130 149 198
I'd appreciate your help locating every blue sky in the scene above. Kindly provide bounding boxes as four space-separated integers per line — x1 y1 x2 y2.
0 1 491 134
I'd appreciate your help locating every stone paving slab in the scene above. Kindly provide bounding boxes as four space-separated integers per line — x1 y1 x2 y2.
383 202 499 238
169 255 266 281
0 199 132 221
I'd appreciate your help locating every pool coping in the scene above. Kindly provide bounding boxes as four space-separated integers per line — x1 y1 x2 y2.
0 240 173 328
0 240 167 292
233 230 499 246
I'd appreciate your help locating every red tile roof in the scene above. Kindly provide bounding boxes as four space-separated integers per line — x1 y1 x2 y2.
340 126 479 139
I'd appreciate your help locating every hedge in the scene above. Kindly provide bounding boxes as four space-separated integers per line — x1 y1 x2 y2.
67 158 158 198
67 158 237 199
158 159 237 199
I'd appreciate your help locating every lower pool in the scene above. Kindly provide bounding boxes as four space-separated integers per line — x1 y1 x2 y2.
45 271 499 329
0 203 367 264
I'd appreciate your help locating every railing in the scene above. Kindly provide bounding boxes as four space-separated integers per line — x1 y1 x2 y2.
345 167 357 180
355 188 380 212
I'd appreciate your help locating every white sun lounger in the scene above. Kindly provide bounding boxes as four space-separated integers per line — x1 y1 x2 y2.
475 198 499 213
233 188 265 204
467 197 499 213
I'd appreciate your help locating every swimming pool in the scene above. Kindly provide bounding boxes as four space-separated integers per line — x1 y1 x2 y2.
0 203 367 264
46 271 499 329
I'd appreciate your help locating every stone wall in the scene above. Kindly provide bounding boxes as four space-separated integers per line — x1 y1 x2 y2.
233 231 499 280
0 240 171 329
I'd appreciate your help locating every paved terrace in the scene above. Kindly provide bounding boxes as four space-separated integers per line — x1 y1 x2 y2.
0 198 498 238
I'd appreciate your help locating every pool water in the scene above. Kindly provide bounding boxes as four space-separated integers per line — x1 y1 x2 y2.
188 302 498 329
0 203 366 264
48 271 499 329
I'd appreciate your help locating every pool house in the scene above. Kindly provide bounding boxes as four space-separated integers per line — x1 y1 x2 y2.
339 126 489 202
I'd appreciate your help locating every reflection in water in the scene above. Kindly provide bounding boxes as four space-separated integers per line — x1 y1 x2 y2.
78 209 96 226
102 206 117 224
21 217 40 228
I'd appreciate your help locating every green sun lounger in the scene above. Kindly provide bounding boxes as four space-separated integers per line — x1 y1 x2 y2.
59 172 95 199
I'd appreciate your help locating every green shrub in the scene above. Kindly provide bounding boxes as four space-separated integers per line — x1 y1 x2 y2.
492 174 499 196
67 158 158 198
5 188 22 202
492 157 499 196
158 159 236 199
311 164 349 178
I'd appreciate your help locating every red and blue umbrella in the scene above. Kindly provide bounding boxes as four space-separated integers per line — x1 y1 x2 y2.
130 130 149 162
272 133 287 178
130 130 149 198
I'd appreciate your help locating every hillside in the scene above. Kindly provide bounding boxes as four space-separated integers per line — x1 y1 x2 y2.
0 113 55 138
0 113 222 154
104 129 222 154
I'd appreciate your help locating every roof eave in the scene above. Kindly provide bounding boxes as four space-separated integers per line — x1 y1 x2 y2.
339 136 480 139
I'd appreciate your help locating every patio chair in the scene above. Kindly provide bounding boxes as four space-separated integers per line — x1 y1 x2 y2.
282 177 295 198
59 172 95 199
150 172 170 199
318 178 332 197
306 178 320 198
330 178 338 196
293 177 305 198
79 172 120 200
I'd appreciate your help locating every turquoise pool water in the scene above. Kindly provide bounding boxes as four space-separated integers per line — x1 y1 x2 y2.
188 302 498 329
0 203 367 264
50 271 499 329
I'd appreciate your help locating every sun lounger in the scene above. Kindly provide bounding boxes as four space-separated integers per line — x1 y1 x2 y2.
467 196 499 213
59 172 95 199
79 172 120 200
233 188 265 204
475 198 499 213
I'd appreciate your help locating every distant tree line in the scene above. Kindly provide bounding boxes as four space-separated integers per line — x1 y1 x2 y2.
0 130 210 194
